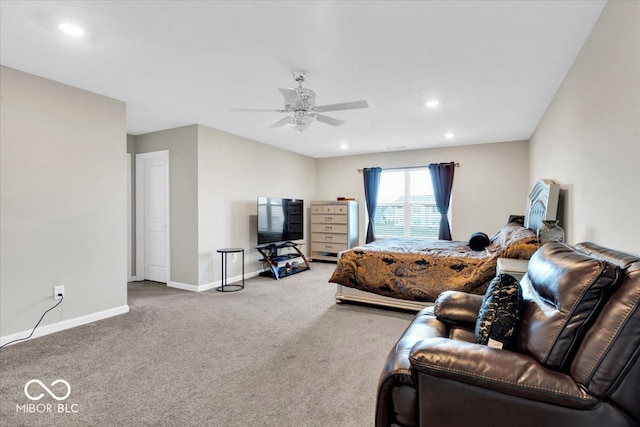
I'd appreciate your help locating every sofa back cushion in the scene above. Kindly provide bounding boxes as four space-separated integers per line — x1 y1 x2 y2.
517 243 620 370
569 243 640 409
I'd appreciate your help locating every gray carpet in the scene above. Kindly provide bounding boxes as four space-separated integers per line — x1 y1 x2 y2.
0 262 414 426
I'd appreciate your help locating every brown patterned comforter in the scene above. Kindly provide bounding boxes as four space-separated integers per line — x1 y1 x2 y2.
329 223 538 302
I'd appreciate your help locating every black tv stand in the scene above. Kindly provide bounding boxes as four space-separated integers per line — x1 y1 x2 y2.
256 242 310 280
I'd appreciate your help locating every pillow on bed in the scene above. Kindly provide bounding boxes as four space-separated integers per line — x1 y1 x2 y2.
475 274 523 351
488 223 538 259
469 232 490 251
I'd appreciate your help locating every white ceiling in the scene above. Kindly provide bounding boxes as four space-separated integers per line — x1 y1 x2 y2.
0 1 606 158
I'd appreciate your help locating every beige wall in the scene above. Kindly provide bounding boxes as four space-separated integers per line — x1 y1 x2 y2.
197 125 317 285
134 125 200 285
0 66 128 337
131 124 317 287
316 140 530 243
530 0 640 253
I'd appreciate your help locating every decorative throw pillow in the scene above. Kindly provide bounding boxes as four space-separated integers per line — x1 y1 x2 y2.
475 274 523 350
469 232 490 251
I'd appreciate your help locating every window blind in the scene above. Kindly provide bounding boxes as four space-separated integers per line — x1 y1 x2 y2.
373 168 451 239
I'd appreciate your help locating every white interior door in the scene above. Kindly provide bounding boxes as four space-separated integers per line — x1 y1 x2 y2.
136 151 170 283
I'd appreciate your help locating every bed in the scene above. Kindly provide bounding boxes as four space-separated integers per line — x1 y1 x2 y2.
329 179 560 311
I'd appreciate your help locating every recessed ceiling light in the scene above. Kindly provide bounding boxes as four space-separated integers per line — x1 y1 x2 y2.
425 100 440 108
339 143 348 150
444 133 455 139
59 23 85 37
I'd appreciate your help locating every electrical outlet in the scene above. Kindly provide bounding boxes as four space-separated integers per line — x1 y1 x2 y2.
54 285 65 300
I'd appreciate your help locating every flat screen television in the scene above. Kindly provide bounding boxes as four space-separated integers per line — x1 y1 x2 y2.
257 197 304 246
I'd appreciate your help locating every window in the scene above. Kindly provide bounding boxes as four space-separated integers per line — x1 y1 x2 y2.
373 168 451 239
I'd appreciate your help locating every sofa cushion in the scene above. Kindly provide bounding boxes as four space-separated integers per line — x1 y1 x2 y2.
517 243 620 370
475 274 523 350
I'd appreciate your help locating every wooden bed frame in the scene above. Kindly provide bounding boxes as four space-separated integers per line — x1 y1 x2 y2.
334 179 560 311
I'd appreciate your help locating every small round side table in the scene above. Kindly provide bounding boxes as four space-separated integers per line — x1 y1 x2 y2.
216 248 245 292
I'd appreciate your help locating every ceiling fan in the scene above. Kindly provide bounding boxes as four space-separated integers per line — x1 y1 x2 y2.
231 69 369 132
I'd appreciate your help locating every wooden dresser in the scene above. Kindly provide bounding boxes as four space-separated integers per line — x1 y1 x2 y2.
310 201 358 262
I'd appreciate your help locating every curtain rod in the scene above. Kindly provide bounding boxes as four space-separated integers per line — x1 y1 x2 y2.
357 163 460 172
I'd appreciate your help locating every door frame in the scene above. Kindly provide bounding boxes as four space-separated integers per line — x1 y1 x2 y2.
135 150 171 284
127 153 134 281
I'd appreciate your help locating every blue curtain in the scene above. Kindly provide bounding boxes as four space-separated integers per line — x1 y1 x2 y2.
362 167 382 243
428 162 456 240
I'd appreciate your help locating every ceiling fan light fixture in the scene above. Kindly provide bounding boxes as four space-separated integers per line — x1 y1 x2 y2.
284 87 315 111
288 111 316 132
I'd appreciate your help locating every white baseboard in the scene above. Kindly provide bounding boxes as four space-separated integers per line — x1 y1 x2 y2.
168 270 260 292
168 281 212 292
0 305 130 347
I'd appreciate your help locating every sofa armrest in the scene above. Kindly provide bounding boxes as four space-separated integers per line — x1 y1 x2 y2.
409 338 599 409
433 291 483 325
376 314 449 427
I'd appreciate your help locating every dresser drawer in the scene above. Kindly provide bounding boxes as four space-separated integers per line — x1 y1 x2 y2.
311 242 347 253
311 204 347 214
312 233 348 244
334 204 350 214
311 204 336 214
311 223 348 234
311 214 347 225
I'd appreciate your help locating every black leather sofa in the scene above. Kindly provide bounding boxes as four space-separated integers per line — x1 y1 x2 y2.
376 242 640 427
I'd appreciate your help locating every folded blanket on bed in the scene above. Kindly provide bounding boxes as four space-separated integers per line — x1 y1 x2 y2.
328 223 538 302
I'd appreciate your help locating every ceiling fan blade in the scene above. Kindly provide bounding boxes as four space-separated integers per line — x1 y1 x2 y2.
316 114 345 127
314 100 369 112
269 116 291 128
230 108 286 113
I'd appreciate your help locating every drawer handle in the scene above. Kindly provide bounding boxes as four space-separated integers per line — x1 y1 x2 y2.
325 226 332 231
326 235 332 240
326 245 333 249
325 216 332 221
